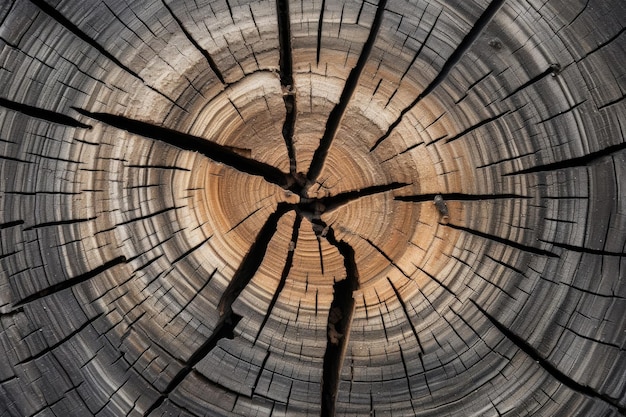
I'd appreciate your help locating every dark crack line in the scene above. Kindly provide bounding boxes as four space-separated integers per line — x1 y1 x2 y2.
321 182 410 212
317 235 325 275
254 214 302 343
477 150 539 169
305 0 387 188
0 220 24 230
0 97 92 129
389 278 433 395
251 350 271 395
316 0 326 65
395 192 530 203
116 206 181 227
73 108 292 188
537 100 587 124
370 0 505 151
387 278 424 353
27 0 183 110
17 313 104 365
397 343 414 400
454 70 493 104
125 164 190 171
23 216 97 231
578 27 625 60
142 314 243 416
276 0 298 177
227 207 264 233
412 263 459 300
500 64 561 101
174 269 217 319
360 235 412 280
161 0 225 84
398 6 431 81
141 202 293 416
444 223 558 258
539 240 626 257
370 8 443 152
438 111 510 145
471 300 626 414
503 141 626 176
13 256 127 307
218 203 292 317
319 224 360 417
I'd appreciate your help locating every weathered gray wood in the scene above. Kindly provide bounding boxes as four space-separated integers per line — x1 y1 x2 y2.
0 0 625 416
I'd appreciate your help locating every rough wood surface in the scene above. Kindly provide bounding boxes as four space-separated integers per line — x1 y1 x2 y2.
0 0 625 416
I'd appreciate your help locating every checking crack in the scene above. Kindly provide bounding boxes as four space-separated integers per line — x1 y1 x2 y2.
310 219 360 417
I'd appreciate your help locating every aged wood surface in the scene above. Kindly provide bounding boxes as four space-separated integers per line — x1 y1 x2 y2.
0 0 625 416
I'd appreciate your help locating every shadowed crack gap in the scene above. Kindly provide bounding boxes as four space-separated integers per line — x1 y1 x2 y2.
13 256 127 307
0 97 92 129
144 205 291 416
500 63 561 101
503 141 626 175
370 0 506 152
394 192 530 203
276 0 299 178
72 108 293 188
443 223 559 257
142 314 243 416
161 0 225 84
27 0 184 110
318 224 360 417
471 300 626 414
254 214 303 343
316 0 326 65
218 203 293 317
305 0 387 188
387 278 431 395
320 182 410 212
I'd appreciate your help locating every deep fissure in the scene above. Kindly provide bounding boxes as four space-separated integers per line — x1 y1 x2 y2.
316 223 360 417
305 0 387 188
276 0 299 178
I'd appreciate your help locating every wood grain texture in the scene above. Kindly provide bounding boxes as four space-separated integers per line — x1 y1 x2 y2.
0 0 625 416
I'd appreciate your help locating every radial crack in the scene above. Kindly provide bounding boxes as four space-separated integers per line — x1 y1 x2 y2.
142 313 243 416
161 0 225 84
27 0 182 109
539 240 626 257
395 192 530 203
73 108 293 188
444 223 558 257
23 216 97 231
319 224 360 417
321 182 410 212
144 206 291 415
370 0 505 151
360 235 412 280
471 300 626 414
503 141 626 175
387 278 424 353
254 214 302 343
13 256 127 307
500 64 561 101
0 97 92 129
305 0 387 188
17 313 103 364
276 0 298 177
438 111 510 145
316 0 326 65
218 203 292 317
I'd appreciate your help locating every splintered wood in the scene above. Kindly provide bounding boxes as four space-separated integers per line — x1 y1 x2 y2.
0 0 625 416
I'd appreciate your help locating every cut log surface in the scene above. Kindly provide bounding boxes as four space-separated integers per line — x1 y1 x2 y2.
0 0 625 416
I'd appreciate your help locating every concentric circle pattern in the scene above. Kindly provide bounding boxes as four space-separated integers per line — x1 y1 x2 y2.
0 0 625 416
